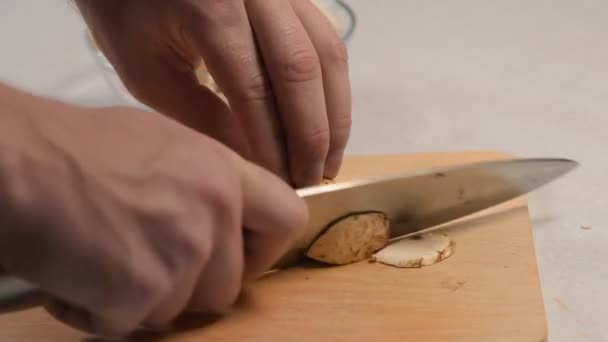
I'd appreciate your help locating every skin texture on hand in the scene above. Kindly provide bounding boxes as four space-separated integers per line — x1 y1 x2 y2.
0 83 308 338
75 0 352 188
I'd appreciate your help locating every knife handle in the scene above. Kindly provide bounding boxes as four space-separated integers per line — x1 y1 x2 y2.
0 274 46 313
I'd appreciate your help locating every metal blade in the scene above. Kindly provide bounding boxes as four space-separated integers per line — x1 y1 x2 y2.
273 157 578 268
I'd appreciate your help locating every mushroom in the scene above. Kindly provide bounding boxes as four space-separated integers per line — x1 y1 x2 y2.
306 211 391 265
305 178 455 268
371 233 455 268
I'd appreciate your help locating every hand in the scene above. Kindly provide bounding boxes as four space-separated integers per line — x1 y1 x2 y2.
0 85 307 338
75 0 352 187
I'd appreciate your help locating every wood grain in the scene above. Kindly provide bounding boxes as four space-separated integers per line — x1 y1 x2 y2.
0 151 547 342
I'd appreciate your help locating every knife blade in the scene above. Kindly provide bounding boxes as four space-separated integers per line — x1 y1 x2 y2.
274 157 578 268
0 157 578 314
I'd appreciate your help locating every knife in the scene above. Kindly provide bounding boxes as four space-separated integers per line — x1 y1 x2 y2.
0 157 578 314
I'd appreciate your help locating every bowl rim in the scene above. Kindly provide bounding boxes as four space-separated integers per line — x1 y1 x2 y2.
336 0 357 43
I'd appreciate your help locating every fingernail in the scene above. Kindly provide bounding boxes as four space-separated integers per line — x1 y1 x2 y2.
324 150 345 179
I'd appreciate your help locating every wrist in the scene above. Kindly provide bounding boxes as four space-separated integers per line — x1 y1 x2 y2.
0 84 97 277
0 86 32 219
0 84 78 276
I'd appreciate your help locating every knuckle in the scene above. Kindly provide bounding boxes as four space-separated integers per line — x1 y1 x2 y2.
236 73 274 103
325 39 349 66
282 48 322 83
178 0 241 27
298 126 331 159
178 146 238 214
194 171 241 237
174 222 213 265
137 269 173 305
203 177 236 218
331 113 353 146
201 0 238 14
105 266 173 322
333 109 353 130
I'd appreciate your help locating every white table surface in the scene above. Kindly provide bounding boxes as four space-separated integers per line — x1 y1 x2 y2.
1 1 606 340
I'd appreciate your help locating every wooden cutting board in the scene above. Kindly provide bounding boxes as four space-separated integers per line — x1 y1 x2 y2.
0 151 547 342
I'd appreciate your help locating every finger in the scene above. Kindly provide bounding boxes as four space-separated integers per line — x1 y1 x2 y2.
45 299 134 339
187 200 245 313
290 0 352 179
179 1 289 181
246 0 330 187
0 212 166 334
187 236 244 313
140 214 217 329
234 157 309 281
141 261 201 330
115 55 250 158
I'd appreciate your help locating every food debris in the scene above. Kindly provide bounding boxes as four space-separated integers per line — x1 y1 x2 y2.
440 278 466 292
554 298 569 311
580 225 592 230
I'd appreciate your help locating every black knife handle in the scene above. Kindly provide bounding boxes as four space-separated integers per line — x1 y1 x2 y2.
0 274 46 314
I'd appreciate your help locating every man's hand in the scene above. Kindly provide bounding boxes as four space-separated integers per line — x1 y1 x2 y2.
0 84 308 338
75 0 352 187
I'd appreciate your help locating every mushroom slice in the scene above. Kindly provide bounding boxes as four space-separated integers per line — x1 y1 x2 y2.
372 233 454 268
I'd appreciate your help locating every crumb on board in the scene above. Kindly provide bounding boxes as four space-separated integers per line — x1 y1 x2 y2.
554 298 569 311
580 225 592 230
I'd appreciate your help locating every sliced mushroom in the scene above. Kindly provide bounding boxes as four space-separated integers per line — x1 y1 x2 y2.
372 233 455 268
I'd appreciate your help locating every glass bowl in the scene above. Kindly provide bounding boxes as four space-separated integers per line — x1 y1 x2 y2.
86 0 357 109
